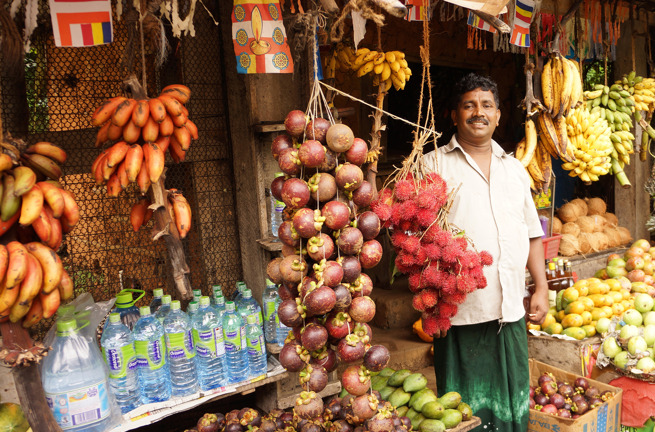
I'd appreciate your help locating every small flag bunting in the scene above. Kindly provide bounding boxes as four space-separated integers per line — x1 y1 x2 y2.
510 0 534 47
404 0 431 22
49 0 113 47
467 11 496 33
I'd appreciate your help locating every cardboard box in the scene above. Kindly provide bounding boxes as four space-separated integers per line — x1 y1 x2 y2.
529 359 622 432
528 334 601 377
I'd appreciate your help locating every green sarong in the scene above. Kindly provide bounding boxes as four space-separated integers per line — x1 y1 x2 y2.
433 318 529 432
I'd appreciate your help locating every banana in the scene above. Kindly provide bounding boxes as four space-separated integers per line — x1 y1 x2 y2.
124 144 144 182
21 297 42 328
159 115 175 137
169 136 187 163
148 97 167 123
130 198 149 231
131 99 151 128
13 253 42 310
122 119 142 144
25 142 67 164
111 98 138 127
59 189 80 231
584 89 603 100
157 94 184 118
18 184 43 226
107 123 124 141
519 117 538 167
95 121 111 147
541 58 553 112
381 63 392 82
559 56 574 116
38 181 64 218
12 166 37 197
0 154 12 173
25 242 63 294
5 241 28 290
0 174 20 222
40 288 60 319
384 51 396 64
106 172 122 197
156 136 171 153
169 192 192 238
536 113 561 159
185 120 199 140
174 125 191 151
136 157 151 194
104 141 130 168
44 206 63 250
144 142 165 183
31 210 52 244
21 153 63 180
550 56 563 118
171 111 188 128
58 269 74 301
526 151 545 183
0 278 19 312
381 78 393 93
161 84 191 104
91 96 127 127
357 60 375 77
515 137 526 160
9 299 31 323
100 156 117 181
142 116 160 143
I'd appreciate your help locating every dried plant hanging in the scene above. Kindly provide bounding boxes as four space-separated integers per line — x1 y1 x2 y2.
0 0 24 74
371 6 493 335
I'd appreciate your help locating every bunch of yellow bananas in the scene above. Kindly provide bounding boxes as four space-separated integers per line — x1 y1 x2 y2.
329 45 411 91
583 84 635 168
541 54 583 118
561 106 613 183
617 71 655 113
515 117 553 193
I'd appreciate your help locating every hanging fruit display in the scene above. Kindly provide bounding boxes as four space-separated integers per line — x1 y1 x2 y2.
327 44 411 91
0 139 78 328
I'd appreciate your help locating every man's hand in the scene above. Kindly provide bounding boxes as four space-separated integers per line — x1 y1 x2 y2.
432 329 448 339
528 287 549 325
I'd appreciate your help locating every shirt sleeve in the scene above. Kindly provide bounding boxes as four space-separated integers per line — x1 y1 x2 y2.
519 164 544 239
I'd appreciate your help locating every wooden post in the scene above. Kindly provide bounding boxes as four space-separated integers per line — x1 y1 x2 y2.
0 322 62 431
148 171 193 300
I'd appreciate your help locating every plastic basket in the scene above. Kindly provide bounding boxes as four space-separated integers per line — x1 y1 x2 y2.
542 234 562 260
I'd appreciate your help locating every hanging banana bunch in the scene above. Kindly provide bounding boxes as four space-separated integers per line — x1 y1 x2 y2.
614 72 655 161
332 44 411 92
541 53 583 119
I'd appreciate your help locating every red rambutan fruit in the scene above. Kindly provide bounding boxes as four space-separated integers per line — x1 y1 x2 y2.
456 274 477 293
422 224 441 243
441 273 457 294
402 236 421 254
372 203 393 222
400 200 419 220
420 288 439 308
423 243 442 261
377 188 394 206
416 208 438 228
449 292 467 304
408 272 424 293
435 317 452 332
476 275 488 289
422 264 442 288
441 241 463 263
394 179 416 201
391 231 409 249
422 314 440 336
434 230 452 247
454 236 467 250
415 247 427 266
459 250 479 269
394 257 420 275
412 294 426 312
399 220 416 232
416 188 440 209
399 251 416 267
390 203 404 226
438 302 458 319
469 265 484 279
479 250 493 266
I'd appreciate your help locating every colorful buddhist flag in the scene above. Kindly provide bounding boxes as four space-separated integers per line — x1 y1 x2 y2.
48 0 113 47
232 0 294 74
404 0 431 22
509 0 534 47
467 11 496 33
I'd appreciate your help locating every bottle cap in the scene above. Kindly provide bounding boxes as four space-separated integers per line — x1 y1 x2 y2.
243 289 252 298
170 300 181 311
265 279 274 286
200 296 210 306
140 306 151 316
225 301 235 312
116 291 134 308
274 172 285 178
109 313 121 323
214 295 225 305
56 318 78 334
153 288 164 298
246 315 257 325
188 301 198 312
162 295 172 305
212 285 222 295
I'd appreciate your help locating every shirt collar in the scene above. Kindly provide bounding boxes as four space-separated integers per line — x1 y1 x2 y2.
444 134 507 158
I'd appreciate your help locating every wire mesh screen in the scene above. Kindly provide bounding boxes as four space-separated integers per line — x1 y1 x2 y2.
0 3 243 337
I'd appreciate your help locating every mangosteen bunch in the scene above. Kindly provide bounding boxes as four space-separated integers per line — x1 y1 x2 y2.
190 408 297 432
370 174 493 336
530 372 615 419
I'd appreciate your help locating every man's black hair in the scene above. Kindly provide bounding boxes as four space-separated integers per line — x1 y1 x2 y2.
450 73 500 110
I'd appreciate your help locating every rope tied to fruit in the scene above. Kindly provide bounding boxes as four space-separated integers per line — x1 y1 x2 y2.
330 0 385 43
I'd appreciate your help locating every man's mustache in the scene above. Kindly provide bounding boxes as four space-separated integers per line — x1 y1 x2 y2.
466 117 489 125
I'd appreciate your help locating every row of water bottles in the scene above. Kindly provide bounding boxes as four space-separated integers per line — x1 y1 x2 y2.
98 284 271 415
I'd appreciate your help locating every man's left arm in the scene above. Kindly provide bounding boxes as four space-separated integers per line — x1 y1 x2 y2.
526 236 549 325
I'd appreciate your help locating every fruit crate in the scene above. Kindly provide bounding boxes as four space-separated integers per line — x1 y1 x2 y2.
528 333 601 377
528 359 622 432
267 370 341 410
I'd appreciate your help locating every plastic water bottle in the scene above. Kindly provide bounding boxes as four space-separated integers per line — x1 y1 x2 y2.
210 285 222 306
187 301 199 320
163 300 198 397
192 289 202 303
276 294 290 347
100 313 141 413
42 319 116 431
132 306 171 404
246 315 268 379
110 290 143 331
270 173 286 237
192 297 226 391
223 301 248 384
233 281 246 305
239 289 263 326
150 288 164 314
262 280 279 344
213 292 226 317
155 295 172 324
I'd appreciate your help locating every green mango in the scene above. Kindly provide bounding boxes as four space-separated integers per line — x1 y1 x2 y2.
409 388 435 407
419 419 446 432
406 408 420 420
378 367 396 377
387 369 412 387
457 402 473 421
411 390 438 412
438 391 462 409
441 409 463 429
379 385 397 401
403 373 428 393
388 387 412 408
372 376 389 391
421 400 445 419
396 406 409 418
411 414 426 430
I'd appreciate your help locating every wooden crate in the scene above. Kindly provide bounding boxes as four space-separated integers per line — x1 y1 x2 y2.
528 334 601 377
256 370 341 411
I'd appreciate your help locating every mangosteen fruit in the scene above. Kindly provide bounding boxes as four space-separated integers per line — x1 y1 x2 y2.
337 334 366 363
281 178 311 210
326 124 354 153
266 257 284 285
300 363 329 393
352 181 374 208
271 175 286 201
335 163 364 192
336 227 364 255
306 118 330 144
307 233 336 262
339 256 361 284
272 134 294 159
363 344 390 372
278 298 305 327
279 342 309 371
278 148 302 176
311 346 338 373
300 322 329 351
304 285 337 317
356 211 380 240
349 296 376 323
285 110 308 138
278 221 300 247
293 208 322 238
294 391 325 419
322 201 351 230
325 311 352 340
333 284 352 311
319 149 338 172
308 173 337 203
298 140 327 168
345 138 368 166
279 254 308 284
322 260 344 287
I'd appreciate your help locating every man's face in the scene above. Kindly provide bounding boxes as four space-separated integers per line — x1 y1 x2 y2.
451 88 500 145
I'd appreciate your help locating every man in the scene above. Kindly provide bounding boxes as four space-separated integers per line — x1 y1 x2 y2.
421 73 549 432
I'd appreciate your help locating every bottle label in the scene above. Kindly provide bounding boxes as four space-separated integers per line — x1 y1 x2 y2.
135 337 165 370
214 327 226 356
166 330 195 360
193 329 216 358
274 200 285 211
247 334 266 356
224 329 241 352
102 344 137 379
45 381 111 430
264 299 276 321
